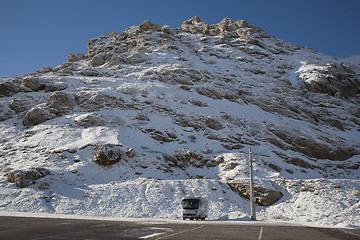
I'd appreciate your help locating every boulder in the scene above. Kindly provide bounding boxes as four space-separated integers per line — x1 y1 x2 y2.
94 144 124 166
6 168 50 188
46 91 76 110
23 107 56 126
22 77 46 91
126 148 135 158
0 82 21 97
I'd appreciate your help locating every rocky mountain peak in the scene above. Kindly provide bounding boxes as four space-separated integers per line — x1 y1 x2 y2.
181 16 266 39
0 16 359 225
1 18 360 174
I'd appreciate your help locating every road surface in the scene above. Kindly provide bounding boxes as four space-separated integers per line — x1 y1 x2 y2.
0 216 359 239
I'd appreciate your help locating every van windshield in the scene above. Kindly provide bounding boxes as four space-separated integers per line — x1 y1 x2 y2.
182 199 200 209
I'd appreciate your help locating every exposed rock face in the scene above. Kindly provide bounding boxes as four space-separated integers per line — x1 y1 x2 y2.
267 126 359 161
68 53 86 62
23 107 56 126
164 149 216 169
138 20 162 31
205 117 224 130
228 182 283 206
76 91 128 111
299 63 360 98
46 91 76 110
6 168 50 188
89 53 106 67
0 82 21 97
181 16 268 40
22 77 46 91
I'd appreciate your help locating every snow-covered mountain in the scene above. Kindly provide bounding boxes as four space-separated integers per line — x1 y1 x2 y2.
0 17 359 228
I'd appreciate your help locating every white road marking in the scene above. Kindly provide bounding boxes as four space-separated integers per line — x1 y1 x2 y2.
140 232 165 239
140 227 173 239
258 227 264 240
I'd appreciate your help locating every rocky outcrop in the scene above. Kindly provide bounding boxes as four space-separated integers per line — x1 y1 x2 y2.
68 53 86 62
205 116 224 130
267 126 358 161
94 144 134 166
138 20 162 32
75 113 124 128
46 91 76 111
299 63 360 99
0 81 29 97
181 16 268 40
22 77 46 91
228 182 283 206
164 149 216 169
144 128 178 143
23 106 56 126
0 82 19 97
6 168 50 188
89 53 106 67
76 91 128 111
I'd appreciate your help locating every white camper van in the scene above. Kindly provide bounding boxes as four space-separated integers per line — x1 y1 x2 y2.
181 197 208 220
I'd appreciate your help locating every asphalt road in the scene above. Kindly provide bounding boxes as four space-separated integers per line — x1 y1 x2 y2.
0 216 359 240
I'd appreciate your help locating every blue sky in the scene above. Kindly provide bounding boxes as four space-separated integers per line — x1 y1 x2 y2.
1 0 359 78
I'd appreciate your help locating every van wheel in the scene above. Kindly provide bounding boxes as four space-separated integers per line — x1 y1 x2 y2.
201 218 205 220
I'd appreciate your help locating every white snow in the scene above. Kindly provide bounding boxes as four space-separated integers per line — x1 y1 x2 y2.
0 18 359 229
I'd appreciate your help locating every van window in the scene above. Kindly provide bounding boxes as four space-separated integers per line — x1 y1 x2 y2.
182 199 200 209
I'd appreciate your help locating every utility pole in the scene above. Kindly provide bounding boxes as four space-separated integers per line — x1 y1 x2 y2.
249 147 256 221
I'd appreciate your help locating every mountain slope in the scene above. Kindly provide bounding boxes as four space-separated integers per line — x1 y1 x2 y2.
0 17 359 227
